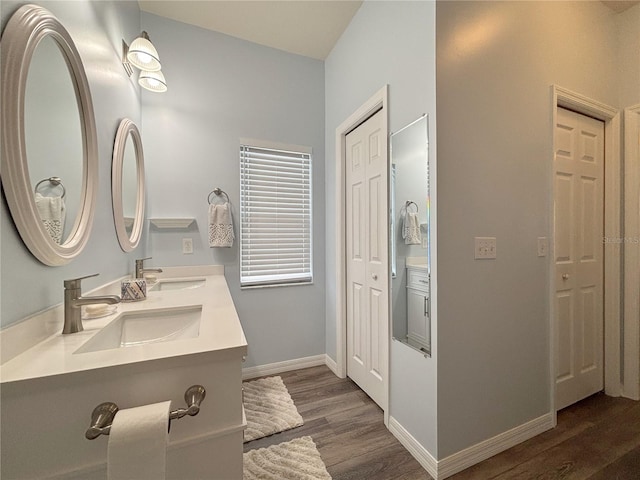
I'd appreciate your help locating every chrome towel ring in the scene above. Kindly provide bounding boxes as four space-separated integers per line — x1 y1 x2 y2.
35 176 66 198
405 200 418 213
207 187 229 204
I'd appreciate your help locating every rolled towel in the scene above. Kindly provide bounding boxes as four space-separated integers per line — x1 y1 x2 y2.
35 193 66 244
209 202 234 247
402 211 421 245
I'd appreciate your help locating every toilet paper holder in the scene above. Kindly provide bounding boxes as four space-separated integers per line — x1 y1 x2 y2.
85 385 206 440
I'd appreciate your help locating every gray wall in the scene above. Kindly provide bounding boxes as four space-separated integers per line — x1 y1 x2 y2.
436 0 625 458
325 0 438 456
140 13 326 369
618 3 640 108
1 0 143 328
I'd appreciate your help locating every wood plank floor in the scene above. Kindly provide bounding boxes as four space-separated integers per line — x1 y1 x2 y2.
243 366 640 479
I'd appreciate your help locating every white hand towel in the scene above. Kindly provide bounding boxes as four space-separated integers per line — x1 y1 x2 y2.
402 211 422 245
107 401 171 480
35 193 66 244
209 202 234 247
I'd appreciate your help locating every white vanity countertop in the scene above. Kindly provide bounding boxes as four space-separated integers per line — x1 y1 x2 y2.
406 256 428 270
0 265 247 384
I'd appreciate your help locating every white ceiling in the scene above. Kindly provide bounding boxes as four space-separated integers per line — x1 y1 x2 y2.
139 1 637 60
138 0 363 60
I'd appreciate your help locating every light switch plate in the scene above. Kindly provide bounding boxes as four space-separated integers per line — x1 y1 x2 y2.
537 237 548 257
182 238 193 254
475 237 496 259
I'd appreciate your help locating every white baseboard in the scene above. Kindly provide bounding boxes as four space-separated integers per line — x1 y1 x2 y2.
389 417 438 479
390 412 554 480
437 412 554 479
242 354 327 380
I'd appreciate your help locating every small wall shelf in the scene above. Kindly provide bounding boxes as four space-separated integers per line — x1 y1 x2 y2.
149 218 195 229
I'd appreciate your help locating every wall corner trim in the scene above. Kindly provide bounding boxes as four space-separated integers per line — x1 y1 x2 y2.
389 416 438 479
437 412 554 479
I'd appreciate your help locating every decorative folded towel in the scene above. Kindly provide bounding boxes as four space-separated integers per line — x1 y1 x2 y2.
403 211 421 245
209 202 234 247
35 193 66 244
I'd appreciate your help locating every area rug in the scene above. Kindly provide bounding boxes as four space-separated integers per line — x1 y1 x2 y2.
243 436 332 480
243 376 304 442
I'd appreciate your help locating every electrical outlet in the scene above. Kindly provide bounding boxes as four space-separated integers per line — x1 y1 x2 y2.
182 238 193 254
475 237 497 259
537 237 548 257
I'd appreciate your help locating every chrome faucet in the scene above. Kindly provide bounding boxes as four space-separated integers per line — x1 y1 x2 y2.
63 274 121 334
135 257 163 279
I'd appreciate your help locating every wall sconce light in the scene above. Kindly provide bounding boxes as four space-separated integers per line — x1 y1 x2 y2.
139 70 167 93
122 31 167 93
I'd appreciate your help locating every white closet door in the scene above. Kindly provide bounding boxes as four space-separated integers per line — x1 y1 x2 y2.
555 107 605 410
346 109 388 409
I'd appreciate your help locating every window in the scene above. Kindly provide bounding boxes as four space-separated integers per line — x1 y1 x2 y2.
240 140 312 287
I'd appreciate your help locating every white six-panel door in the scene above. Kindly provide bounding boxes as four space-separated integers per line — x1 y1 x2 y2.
555 107 605 410
345 109 388 409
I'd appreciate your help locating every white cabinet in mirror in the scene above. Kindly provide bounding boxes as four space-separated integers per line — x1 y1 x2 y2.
112 119 145 252
0 4 98 266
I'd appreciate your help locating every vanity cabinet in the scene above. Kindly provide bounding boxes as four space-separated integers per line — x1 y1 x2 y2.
0 266 247 480
406 266 430 352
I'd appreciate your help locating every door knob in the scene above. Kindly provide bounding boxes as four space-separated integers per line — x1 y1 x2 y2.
562 274 570 280
372 274 378 280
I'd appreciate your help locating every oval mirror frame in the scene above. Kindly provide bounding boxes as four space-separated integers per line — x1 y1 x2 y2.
1 5 98 266
112 119 145 252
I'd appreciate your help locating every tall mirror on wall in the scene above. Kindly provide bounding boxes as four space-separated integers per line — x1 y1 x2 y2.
390 115 431 356
112 119 145 252
1 5 98 266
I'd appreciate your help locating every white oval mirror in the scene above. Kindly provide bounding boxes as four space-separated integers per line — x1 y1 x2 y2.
1 5 98 266
112 119 145 252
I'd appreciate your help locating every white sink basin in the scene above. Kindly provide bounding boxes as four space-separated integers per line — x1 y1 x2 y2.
74 305 202 354
148 278 205 291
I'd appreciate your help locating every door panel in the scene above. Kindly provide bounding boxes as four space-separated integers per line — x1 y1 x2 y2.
580 287 597 371
346 109 388 409
556 291 573 381
580 178 597 260
352 282 364 366
555 174 573 262
370 287 383 380
369 176 381 262
555 107 604 410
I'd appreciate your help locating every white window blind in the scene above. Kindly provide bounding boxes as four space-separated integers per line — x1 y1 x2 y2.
240 142 312 287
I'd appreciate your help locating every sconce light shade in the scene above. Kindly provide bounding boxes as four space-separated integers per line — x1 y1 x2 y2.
139 70 167 93
127 31 161 72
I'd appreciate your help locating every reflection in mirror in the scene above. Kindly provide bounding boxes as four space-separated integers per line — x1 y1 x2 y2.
112 119 145 252
25 36 83 245
390 115 431 356
1 4 98 266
